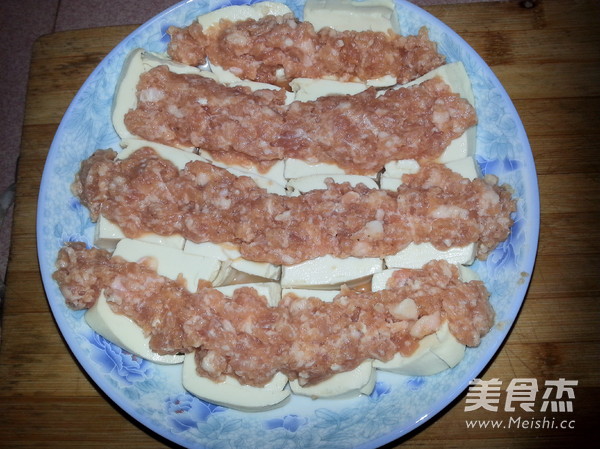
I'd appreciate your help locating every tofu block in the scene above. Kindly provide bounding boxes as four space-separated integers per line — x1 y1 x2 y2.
372 264 481 292
94 215 185 251
402 61 475 106
384 242 477 269
113 239 221 292
86 292 185 365
373 321 465 375
282 288 340 303
121 138 287 195
216 282 282 308
182 353 291 411
370 265 482 375
458 265 480 282
380 156 480 191
198 2 293 88
444 156 481 180
281 288 376 398
290 360 376 398
197 149 287 194
184 241 281 282
281 255 382 289
182 275 291 411
112 48 216 142
284 158 379 180
290 78 368 102
436 128 477 163
304 0 400 34
94 139 202 250
403 61 476 164
84 239 222 365
118 138 206 168
208 62 295 104
286 174 379 196
113 52 288 193
197 1 293 31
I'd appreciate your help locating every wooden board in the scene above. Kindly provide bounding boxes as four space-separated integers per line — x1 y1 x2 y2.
1 1 598 447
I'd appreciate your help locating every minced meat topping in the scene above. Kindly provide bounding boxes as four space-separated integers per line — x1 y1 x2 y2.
167 14 445 85
72 148 516 265
124 66 477 174
53 243 493 387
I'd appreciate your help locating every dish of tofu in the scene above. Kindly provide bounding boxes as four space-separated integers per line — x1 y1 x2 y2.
37 1 539 448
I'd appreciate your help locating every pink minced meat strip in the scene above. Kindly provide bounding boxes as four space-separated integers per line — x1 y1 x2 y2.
72 148 515 265
53 244 493 387
167 14 445 85
123 66 477 174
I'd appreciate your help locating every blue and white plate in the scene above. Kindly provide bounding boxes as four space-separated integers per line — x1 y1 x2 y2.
37 1 539 447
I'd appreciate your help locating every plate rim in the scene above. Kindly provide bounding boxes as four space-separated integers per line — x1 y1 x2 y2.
36 1 541 448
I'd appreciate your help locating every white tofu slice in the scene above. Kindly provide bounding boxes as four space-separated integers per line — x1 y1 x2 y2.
282 173 381 288
281 255 382 289
85 292 185 365
371 268 398 292
400 61 476 164
380 156 480 191
286 174 379 196
443 156 481 180
84 239 221 365
112 239 221 292
282 288 340 303
96 138 284 248
182 353 291 411
302 0 399 87
118 138 206 168
184 241 281 283
379 159 420 191
123 138 285 194
113 50 288 192
182 279 290 411
196 149 287 194
94 215 185 251
380 156 479 268
437 127 477 164
290 360 376 398
122 140 286 197
372 264 480 292
281 175 383 288
373 321 465 375
207 62 295 104
197 2 293 87
402 61 475 105
93 139 198 249
384 242 477 269
370 266 481 375
215 282 282 308
290 78 368 103
288 62 475 178
112 48 217 141
113 52 290 188
280 288 376 398
290 76 394 101
303 0 400 34
196 1 293 31
458 265 480 282
381 159 421 178
284 158 378 181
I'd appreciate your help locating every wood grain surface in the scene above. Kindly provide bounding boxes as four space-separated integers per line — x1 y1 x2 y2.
1 0 598 447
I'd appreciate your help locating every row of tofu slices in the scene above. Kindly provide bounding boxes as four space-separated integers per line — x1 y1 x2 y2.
87 0 482 411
